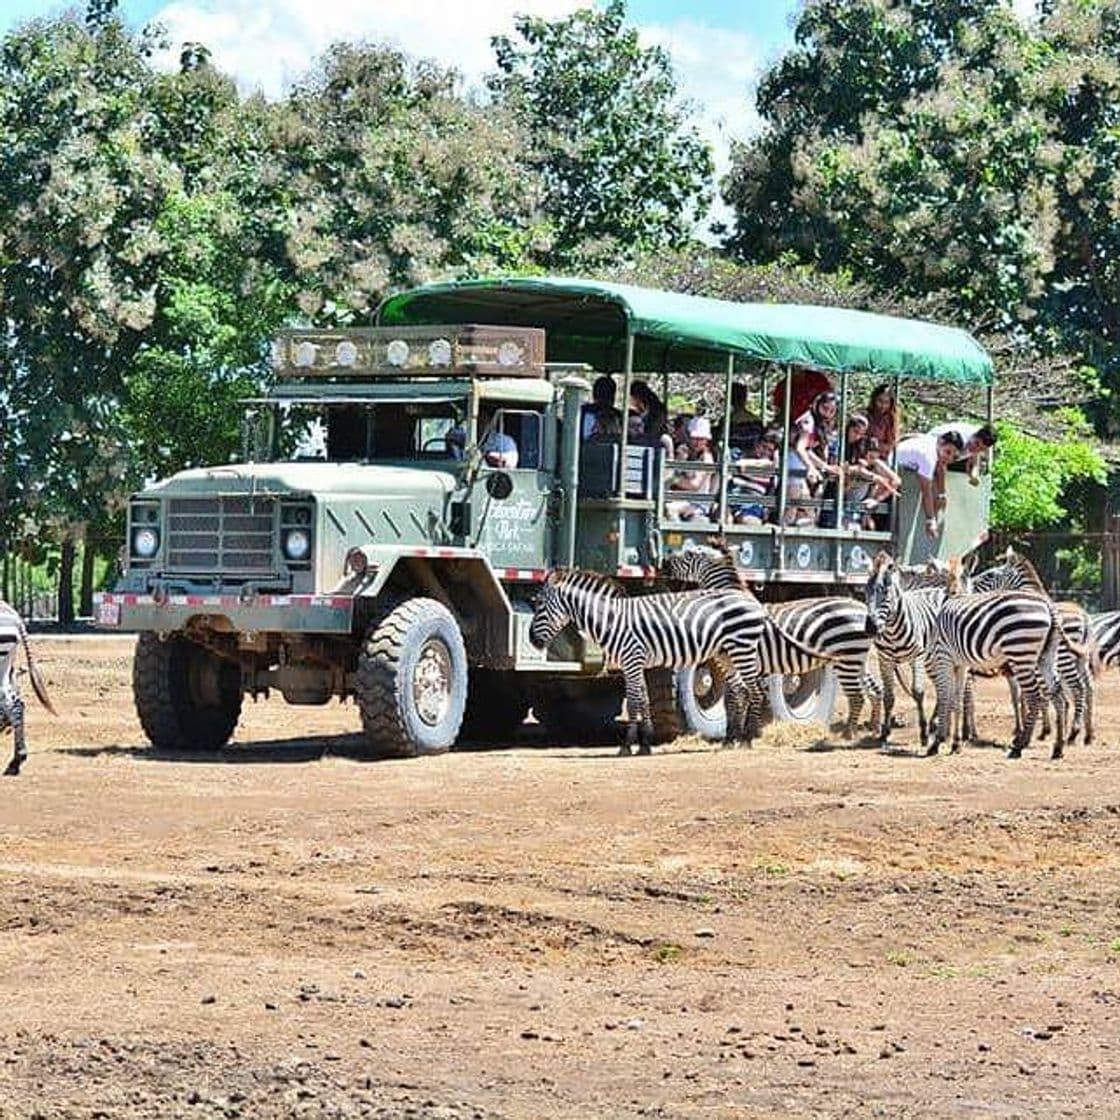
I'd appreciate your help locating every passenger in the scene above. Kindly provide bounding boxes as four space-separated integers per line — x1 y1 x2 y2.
728 427 780 525
629 380 674 455
895 430 965 539
866 383 901 456
581 375 623 441
842 435 901 529
786 389 840 526
478 406 519 468
719 382 765 453
930 421 997 486
819 412 869 527
665 416 716 521
670 413 691 457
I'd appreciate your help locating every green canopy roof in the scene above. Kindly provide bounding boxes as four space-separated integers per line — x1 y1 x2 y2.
377 276 993 385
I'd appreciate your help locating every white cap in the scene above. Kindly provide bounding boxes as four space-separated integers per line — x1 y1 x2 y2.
687 416 712 440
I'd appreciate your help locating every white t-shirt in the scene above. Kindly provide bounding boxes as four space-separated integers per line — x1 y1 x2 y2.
930 421 980 461
895 435 939 480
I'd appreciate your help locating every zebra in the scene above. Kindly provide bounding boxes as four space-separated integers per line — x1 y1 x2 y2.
529 569 822 754
663 546 880 737
926 570 1078 759
863 551 952 748
971 547 1098 746
1089 610 1120 671
0 600 56 776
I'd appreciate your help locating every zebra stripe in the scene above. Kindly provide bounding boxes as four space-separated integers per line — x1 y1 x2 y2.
928 588 1066 759
864 552 947 747
529 569 769 753
973 548 1097 745
663 548 880 736
1090 611 1120 670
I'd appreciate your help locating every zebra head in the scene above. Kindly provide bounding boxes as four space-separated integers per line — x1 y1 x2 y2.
972 546 1042 594
529 572 573 650
662 545 739 589
864 551 901 636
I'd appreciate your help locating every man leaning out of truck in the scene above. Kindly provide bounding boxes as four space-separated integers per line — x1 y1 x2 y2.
894 429 965 540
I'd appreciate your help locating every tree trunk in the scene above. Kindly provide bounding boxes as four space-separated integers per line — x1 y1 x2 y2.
79 532 97 618
58 538 76 625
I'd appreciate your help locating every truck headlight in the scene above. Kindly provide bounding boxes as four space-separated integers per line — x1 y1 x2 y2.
132 527 160 558
283 528 311 561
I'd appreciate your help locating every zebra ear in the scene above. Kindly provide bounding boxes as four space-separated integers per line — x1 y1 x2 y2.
1005 545 1014 563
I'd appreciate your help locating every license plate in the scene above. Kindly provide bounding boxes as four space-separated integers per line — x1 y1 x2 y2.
96 599 121 627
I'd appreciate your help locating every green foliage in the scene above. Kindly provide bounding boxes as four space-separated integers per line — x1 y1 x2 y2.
724 0 1120 414
990 414 1107 530
489 0 714 267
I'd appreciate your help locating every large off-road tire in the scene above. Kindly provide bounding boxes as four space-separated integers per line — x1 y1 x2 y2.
133 632 242 750
676 661 727 740
533 678 622 744
647 669 684 744
354 598 467 758
767 666 838 724
458 670 530 745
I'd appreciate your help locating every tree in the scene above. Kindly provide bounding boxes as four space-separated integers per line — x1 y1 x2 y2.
0 3 289 615
990 412 1107 530
271 41 545 322
724 0 1056 326
489 0 714 267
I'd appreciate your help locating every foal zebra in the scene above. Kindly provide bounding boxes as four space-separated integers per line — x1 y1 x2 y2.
0 600 56 776
972 547 1098 746
663 547 879 736
529 569 818 753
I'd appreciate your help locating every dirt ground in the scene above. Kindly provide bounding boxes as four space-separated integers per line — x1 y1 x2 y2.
2 637 1120 1119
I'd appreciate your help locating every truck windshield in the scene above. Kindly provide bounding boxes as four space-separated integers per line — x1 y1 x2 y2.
272 401 463 463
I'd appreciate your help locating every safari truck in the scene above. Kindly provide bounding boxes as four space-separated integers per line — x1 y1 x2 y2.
96 277 994 753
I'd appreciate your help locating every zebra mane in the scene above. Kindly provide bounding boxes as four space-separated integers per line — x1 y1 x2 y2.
550 567 625 597
1005 548 1046 591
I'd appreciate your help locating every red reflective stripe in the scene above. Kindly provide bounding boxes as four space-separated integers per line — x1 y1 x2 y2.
329 597 351 608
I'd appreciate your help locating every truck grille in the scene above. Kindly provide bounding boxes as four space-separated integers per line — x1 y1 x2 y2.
166 497 276 575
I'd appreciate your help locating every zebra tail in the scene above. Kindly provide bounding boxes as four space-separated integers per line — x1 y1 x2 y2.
18 619 57 716
768 618 840 665
1054 610 1103 677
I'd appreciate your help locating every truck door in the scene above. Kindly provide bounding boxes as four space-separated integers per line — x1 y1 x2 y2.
473 408 552 571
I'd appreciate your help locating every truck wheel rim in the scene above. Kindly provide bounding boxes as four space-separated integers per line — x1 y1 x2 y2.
692 661 724 715
414 639 453 726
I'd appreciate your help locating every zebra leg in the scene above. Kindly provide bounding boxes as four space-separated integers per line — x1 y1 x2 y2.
949 666 969 753
927 650 955 756
912 660 930 747
876 649 896 745
621 666 651 757
1009 670 1044 759
3 693 26 777
1083 663 1095 745
723 672 748 748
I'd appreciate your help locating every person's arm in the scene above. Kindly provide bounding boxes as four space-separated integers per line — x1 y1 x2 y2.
918 475 939 537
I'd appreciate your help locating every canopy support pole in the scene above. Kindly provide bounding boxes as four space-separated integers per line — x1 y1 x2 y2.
616 332 636 572
776 366 793 569
717 354 734 528
835 370 849 576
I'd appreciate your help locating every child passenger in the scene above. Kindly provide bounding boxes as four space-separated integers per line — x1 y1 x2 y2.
728 428 781 525
786 390 840 525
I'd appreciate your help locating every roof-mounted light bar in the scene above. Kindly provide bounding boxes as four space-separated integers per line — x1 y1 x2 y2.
271 324 546 379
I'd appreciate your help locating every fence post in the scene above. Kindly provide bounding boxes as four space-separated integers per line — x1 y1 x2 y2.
1104 516 1120 610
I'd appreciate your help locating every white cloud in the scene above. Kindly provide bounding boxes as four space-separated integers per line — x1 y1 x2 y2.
149 0 586 97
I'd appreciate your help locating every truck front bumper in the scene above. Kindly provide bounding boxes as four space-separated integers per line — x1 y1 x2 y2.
94 591 355 635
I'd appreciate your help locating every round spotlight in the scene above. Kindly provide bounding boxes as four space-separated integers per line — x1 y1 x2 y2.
497 340 523 367
294 341 317 368
428 338 452 366
133 527 159 558
336 340 358 367
283 528 311 561
386 339 410 367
